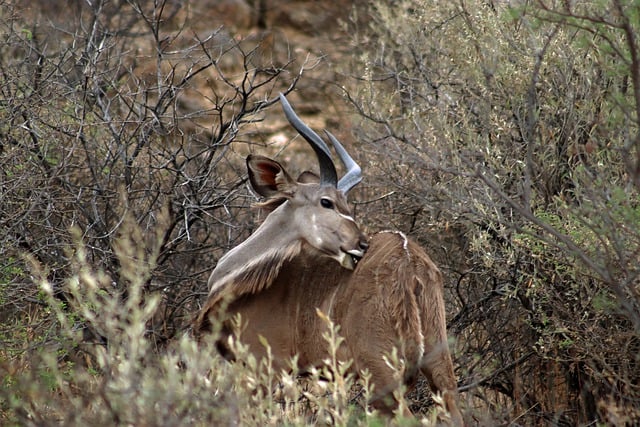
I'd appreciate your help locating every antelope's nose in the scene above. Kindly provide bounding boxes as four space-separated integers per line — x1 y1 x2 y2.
359 239 369 252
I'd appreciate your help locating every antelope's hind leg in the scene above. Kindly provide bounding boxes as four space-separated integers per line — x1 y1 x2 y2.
366 366 413 418
421 344 464 426
347 344 414 418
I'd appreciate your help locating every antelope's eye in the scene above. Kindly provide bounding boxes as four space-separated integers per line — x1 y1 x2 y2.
320 198 334 209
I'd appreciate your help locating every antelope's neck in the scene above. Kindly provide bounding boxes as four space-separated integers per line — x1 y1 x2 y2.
207 204 301 297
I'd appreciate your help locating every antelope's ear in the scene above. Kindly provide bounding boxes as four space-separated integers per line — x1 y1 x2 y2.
247 155 296 198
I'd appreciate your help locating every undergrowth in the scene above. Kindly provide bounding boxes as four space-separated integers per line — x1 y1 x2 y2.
0 213 446 426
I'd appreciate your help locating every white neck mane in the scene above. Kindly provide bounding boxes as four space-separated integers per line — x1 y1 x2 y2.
207 202 302 300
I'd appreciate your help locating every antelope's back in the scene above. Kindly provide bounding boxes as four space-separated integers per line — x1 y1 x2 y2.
335 231 446 372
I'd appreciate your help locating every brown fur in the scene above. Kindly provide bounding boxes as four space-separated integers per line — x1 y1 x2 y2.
194 148 462 424
194 231 464 424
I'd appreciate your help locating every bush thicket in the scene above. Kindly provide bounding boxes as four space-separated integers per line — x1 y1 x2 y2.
2 0 640 425
347 0 640 424
0 0 307 346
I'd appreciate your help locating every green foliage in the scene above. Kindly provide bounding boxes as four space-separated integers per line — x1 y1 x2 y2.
348 0 640 424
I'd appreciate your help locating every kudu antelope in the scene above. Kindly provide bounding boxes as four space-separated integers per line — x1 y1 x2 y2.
194 94 463 425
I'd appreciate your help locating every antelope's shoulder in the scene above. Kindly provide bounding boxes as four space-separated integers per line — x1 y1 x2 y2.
361 231 440 272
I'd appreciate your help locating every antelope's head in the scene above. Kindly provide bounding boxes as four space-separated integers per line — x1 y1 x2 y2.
246 94 369 270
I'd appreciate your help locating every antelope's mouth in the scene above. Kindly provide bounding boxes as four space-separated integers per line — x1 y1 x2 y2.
347 248 365 265
339 248 365 270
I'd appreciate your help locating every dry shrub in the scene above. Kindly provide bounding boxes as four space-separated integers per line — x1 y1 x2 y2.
1 212 441 425
346 0 640 424
4 0 639 424
0 0 451 424
0 0 311 348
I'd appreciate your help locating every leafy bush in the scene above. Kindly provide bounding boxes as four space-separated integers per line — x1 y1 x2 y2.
347 0 640 424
